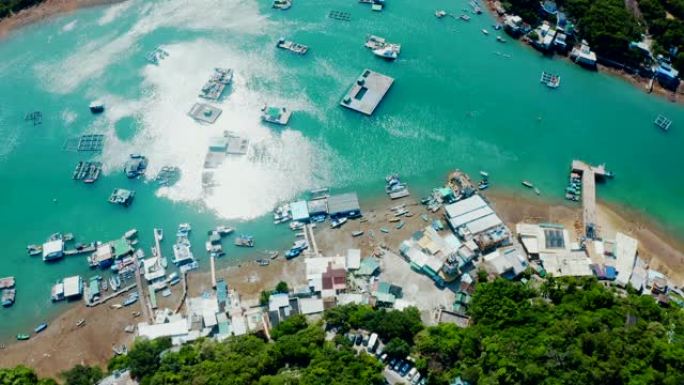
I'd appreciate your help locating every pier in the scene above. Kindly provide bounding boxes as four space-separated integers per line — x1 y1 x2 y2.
303 224 319 257
210 255 217 288
85 283 136 307
340 69 394 116
173 272 188 314
571 160 612 239
132 254 152 324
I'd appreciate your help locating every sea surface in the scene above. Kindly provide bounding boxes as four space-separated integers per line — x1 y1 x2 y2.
0 0 682 340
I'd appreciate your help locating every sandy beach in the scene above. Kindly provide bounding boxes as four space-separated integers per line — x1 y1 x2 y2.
0 257 305 379
1 186 683 378
0 0 126 38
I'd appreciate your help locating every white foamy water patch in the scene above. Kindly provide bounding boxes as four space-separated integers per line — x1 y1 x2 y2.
95 39 331 219
35 0 269 94
61 109 78 125
61 20 78 32
97 1 134 25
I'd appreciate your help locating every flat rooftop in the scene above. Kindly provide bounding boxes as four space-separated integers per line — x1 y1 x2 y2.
340 69 394 115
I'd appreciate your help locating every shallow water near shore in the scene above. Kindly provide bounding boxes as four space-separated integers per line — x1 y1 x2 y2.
0 0 683 341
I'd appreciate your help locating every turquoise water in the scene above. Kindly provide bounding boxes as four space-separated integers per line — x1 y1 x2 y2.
0 0 682 340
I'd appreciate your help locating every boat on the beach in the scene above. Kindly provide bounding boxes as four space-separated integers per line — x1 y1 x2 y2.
76 319 86 327
380 227 389 233
122 292 139 307
256 259 270 266
395 221 405 230
34 323 48 333
352 230 364 237
16 334 30 341
168 272 181 286
331 217 348 228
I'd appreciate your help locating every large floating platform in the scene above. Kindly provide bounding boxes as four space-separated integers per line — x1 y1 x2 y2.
340 69 394 116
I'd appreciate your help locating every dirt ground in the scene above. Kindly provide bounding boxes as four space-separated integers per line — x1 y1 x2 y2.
2 188 683 379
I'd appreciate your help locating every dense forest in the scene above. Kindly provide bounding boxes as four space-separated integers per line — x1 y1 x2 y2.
502 0 684 70
2 277 683 385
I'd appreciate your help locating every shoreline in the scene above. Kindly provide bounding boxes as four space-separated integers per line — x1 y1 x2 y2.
0 187 683 377
0 0 127 39
482 0 683 105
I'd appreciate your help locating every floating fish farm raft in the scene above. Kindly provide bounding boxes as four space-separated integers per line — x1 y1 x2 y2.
72 161 102 183
329 10 351 21
63 134 106 152
340 69 394 115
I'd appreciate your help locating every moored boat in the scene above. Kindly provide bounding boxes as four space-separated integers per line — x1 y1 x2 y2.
16 334 30 341
522 180 534 188
234 235 255 247
34 323 48 333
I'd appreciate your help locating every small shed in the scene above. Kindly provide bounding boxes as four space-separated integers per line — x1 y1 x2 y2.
327 193 361 218
42 239 65 261
290 200 310 222
63 276 83 298
307 199 328 216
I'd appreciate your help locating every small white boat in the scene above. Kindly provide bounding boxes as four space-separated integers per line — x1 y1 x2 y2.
154 228 163 241
89 101 105 114
435 10 447 18
373 45 400 60
331 217 348 229
480 171 489 178
124 229 138 240
481 29 489 35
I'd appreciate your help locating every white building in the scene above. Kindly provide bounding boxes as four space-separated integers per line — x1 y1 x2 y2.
613 232 638 288
138 318 190 345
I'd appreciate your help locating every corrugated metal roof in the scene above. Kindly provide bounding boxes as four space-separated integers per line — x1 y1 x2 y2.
444 195 487 219
290 200 310 221
465 213 503 234
327 193 360 215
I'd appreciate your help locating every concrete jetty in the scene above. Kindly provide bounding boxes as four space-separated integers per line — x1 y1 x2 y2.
210 255 217 288
133 254 152 324
571 160 612 239
340 69 394 115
